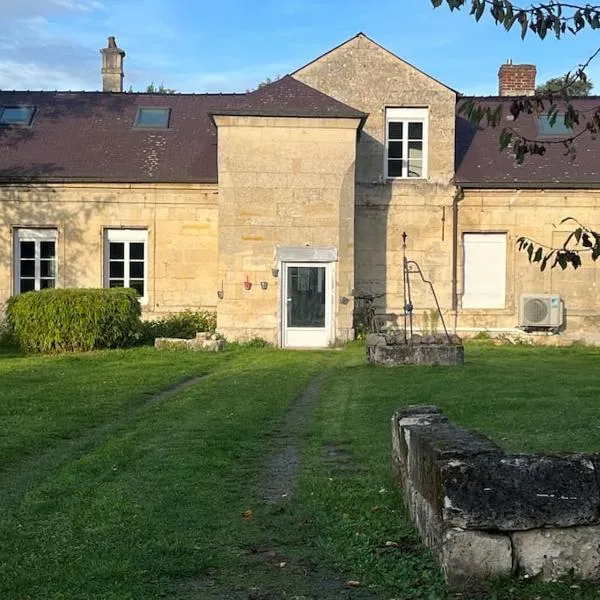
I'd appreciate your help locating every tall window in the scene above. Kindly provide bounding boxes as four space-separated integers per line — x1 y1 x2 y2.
462 233 507 309
14 228 57 293
385 107 428 179
104 229 148 303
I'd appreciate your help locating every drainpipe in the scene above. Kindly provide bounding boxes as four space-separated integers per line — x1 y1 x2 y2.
451 186 464 312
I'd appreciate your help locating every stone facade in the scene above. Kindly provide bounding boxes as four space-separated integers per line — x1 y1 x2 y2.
214 115 359 344
0 183 218 316
392 405 600 585
295 34 457 319
3 33 600 344
458 188 600 338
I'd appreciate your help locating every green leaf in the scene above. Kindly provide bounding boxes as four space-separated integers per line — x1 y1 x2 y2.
533 247 543 263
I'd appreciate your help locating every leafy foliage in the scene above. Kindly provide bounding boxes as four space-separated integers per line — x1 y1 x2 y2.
139 309 217 342
6 288 142 353
537 73 594 96
145 82 176 94
433 1 600 162
517 217 600 270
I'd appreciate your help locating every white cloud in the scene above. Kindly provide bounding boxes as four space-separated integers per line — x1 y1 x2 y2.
0 60 90 90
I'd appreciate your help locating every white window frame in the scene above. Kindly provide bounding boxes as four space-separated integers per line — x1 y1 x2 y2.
385 107 429 180
13 228 57 294
462 233 507 309
104 228 149 304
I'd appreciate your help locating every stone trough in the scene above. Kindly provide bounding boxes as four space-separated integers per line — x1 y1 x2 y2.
392 405 600 586
366 332 464 366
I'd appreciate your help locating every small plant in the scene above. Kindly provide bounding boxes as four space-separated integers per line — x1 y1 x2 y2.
140 310 216 343
6 288 141 353
470 329 493 342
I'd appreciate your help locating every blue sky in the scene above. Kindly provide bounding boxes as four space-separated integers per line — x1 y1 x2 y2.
2 0 599 95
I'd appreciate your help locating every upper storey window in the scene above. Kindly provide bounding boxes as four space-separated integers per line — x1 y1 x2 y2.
134 107 171 129
385 107 428 179
0 106 35 126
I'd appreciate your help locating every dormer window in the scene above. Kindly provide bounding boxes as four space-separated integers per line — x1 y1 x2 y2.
134 107 170 129
0 106 35 126
536 114 573 136
385 107 428 179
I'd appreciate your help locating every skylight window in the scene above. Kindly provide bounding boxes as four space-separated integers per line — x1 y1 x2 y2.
536 114 573 136
134 107 170 129
0 106 35 126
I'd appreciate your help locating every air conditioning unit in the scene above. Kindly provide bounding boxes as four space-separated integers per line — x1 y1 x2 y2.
519 294 564 329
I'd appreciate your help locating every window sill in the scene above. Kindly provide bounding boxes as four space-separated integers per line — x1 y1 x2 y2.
385 177 428 183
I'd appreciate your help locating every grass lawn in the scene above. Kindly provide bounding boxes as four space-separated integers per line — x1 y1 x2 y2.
1 342 600 599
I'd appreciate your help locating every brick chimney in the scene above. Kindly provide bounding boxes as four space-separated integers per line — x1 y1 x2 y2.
100 36 125 92
498 60 536 96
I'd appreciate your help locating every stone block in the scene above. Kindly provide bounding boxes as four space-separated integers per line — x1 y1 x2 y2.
442 528 513 585
365 333 386 346
367 344 464 366
512 526 600 580
442 454 600 530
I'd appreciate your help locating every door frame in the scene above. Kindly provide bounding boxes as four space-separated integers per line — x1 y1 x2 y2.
280 261 335 348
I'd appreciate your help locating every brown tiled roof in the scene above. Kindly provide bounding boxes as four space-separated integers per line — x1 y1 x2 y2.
456 97 600 188
0 77 365 184
213 75 367 119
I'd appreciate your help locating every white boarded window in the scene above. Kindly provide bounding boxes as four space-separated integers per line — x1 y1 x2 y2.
14 228 57 293
104 229 148 304
463 233 507 309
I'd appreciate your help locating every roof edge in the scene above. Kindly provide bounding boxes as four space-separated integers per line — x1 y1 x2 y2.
458 181 600 190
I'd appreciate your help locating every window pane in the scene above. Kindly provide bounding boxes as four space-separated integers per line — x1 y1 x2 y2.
388 141 403 159
408 122 423 140
129 261 144 279
408 161 423 178
408 141 422 161
537 114 572 135
109 280 125 288
1 106 34 125
388 121 403 139
40 260 55 277
129 280 144 297
135 108 170 128
20 279 35 292
388 160 403 177
130 242 144 260
20 259 35 277
40 278 55 289
109 261 125 278
20 241 35 259
286 267 325 327
109 243 124 260
40 241 55 259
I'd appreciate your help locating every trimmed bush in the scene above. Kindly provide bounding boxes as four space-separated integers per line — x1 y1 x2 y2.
140 310 217 343
6 288 142 353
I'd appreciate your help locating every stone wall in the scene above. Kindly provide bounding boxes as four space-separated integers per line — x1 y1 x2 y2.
457 188 600 339
392 405 600 585
214 114 359 344
294 33 458 315
366 332 464 366
0 182 218 316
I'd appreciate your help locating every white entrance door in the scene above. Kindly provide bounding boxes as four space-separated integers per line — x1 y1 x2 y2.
282 263 333 348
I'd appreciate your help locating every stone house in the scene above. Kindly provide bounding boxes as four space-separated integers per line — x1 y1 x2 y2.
1 33 598 346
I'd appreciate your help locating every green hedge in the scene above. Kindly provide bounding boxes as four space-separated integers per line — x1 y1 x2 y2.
6 288 142 353
140 310 217 343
